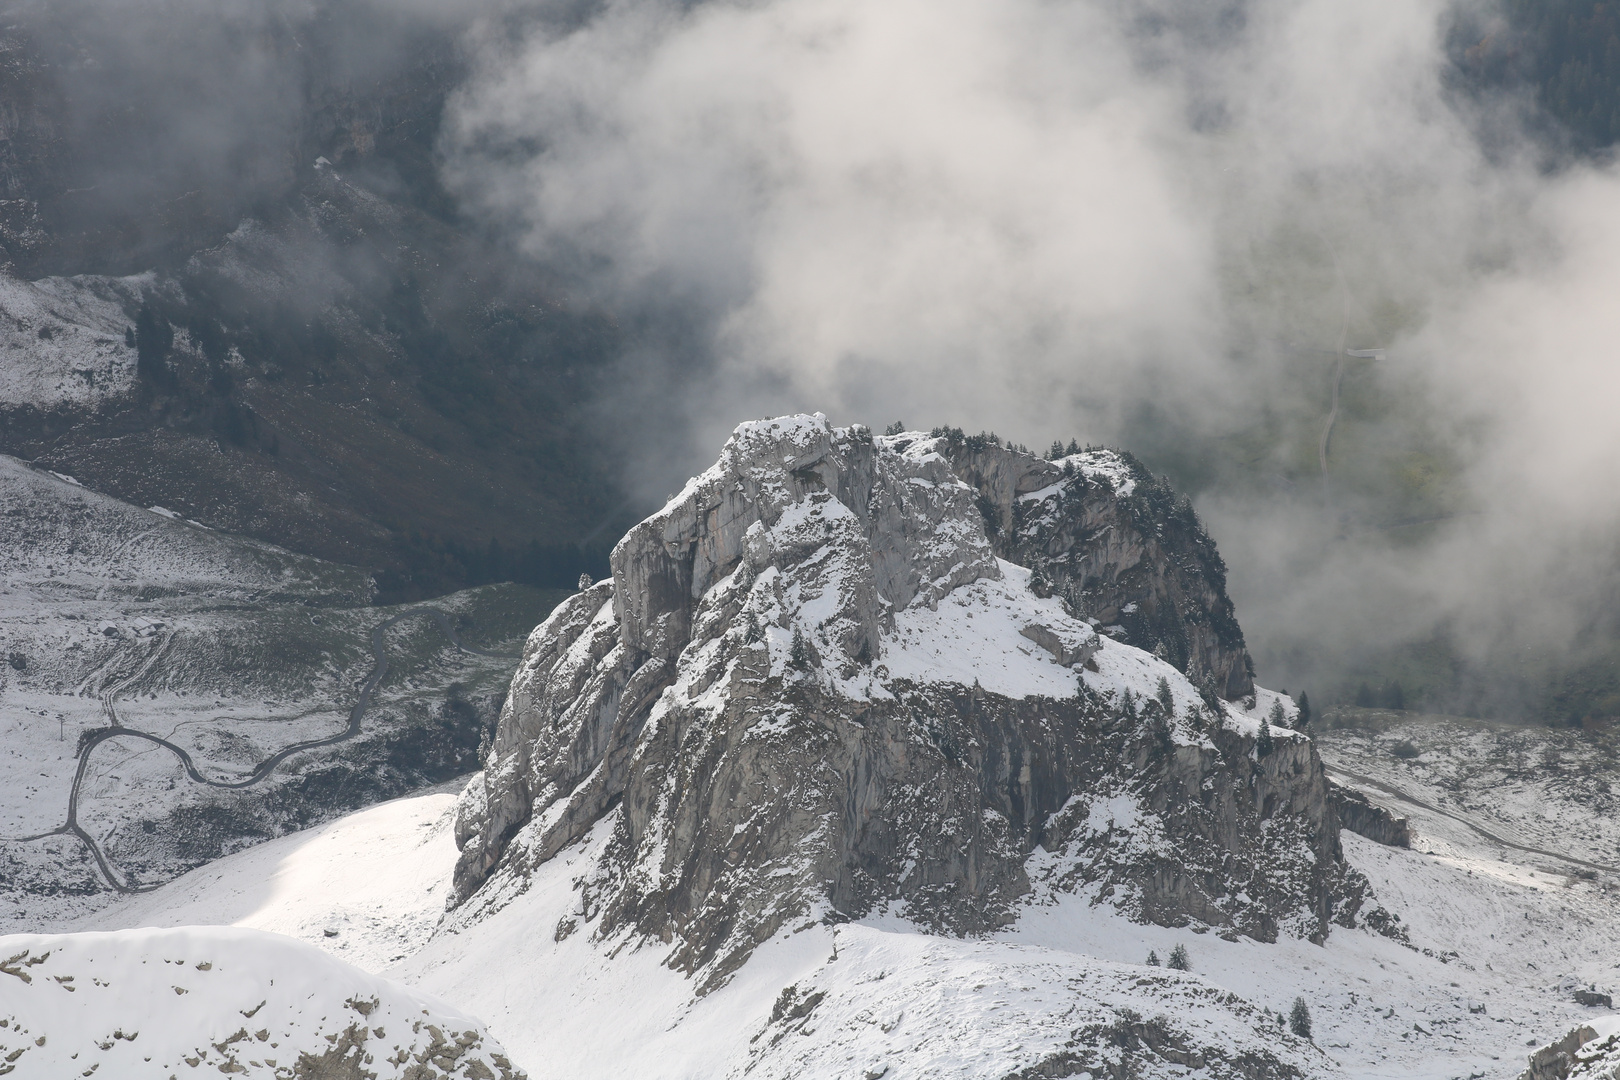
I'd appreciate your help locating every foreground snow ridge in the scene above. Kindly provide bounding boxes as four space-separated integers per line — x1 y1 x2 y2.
0 925 523 1079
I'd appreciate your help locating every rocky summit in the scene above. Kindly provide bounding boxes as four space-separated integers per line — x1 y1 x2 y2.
447 414 1381 987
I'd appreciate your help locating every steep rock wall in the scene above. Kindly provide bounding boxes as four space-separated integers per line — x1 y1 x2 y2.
936 435 1254 699
451 415 1357 986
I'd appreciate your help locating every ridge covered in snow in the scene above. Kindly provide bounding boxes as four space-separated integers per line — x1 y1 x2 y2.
0 924 523 1078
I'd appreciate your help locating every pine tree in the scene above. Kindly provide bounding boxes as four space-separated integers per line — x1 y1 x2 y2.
884 421 906 436
1156 676 1175 717
1047 441 1066 460
790 627 812 669
1289 997 1312 1040
1354 683 1375 708
1146 950 1160 966
1268 698 1287 729
1297 692 1312 730
1167 944 1190 971
1387 682 1405 711
1121 688 1139 724
1066 439 1080 455
1258 716 1274 757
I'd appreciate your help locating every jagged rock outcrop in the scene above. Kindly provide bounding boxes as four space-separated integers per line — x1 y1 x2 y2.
1522 1023 1604 1080
451 415 1359 986
935 432 1253 699
1328 779 1412 848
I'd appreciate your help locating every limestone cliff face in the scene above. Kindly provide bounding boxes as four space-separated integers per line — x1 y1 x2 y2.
935 433 1253 699
450 415 1359 986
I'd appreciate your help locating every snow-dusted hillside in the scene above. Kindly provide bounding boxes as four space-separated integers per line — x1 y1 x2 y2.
0 924 523 1078
58 787 465 972
0 273 146 411
48 762 1620 1080
0 454 542 927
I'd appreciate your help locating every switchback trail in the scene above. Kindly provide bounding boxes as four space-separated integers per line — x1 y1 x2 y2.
8 608 520 893
1329 765 1620 876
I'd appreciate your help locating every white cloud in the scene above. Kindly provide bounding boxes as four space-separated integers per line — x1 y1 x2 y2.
446 0 1620 701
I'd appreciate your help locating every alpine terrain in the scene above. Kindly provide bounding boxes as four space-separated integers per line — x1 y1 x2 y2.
4 413 1620 1080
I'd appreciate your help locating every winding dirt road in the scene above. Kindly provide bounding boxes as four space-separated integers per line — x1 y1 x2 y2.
9 608 518 893
1330 764 1620 876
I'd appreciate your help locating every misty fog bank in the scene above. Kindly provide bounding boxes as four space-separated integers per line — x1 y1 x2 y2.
6 0 1619 719
437 0 1620 718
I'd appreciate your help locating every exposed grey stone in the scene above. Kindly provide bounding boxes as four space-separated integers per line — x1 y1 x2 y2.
449 415 1365 988
1327 779 1412 848
934 436 1254 699
1019 622 1100 668
1521 1023 1599 1080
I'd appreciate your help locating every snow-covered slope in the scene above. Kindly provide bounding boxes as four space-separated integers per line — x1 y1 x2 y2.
0 924 523 1078
18 415 1620 1080
0 454 539 928
407 813 1326 1080
0 273 146 411
56 789 463 972
55 763 1620 1080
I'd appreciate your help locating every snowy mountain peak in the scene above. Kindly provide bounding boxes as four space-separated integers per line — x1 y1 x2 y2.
450 415 1370 991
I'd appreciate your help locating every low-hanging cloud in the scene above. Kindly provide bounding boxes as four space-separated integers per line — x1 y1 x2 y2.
443 0 1620 710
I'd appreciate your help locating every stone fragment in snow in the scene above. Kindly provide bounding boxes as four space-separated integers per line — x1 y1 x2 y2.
1019 622 1100 668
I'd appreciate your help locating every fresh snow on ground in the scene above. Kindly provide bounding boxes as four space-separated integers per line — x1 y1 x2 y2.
51 742 1620 1080
0 924 521 1078
0 452 527 929
878 560 1089 699
876 558 1301 748
399 810 1320 1080
0 272 148 410
58 788 463 971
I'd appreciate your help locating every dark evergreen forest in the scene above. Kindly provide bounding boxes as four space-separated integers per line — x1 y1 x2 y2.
1451 0 1620 154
